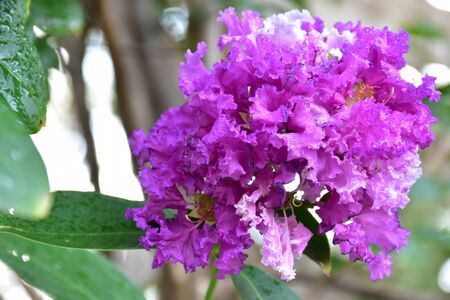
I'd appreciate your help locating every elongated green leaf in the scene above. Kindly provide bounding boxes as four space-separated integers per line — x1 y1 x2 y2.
28 0 84 37
232 265 300 300
293 206 331 275
0 191 144 249
0 103 51 219
0 234 144 300
0 0 49 133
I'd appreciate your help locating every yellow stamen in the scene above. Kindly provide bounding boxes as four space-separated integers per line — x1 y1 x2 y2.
346 82 375 106
382 87 395 104
186 194 216 225
292 197 303 207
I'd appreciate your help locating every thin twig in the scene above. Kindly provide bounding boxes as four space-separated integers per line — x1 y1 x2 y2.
19 279 43 300
60 35 100 192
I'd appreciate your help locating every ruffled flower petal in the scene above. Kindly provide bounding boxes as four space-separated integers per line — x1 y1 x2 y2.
260 209 312 280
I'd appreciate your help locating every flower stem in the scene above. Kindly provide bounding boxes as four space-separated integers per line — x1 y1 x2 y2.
204 266 219 300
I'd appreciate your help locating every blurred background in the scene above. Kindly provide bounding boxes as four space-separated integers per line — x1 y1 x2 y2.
1 0 449 299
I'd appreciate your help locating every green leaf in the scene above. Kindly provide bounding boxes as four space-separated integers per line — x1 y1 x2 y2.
293 206 331 275
28 0 84 37
0 103 51 219
404 21 443 39
288 0 307 8
34 37 59 70
0 0 49 133
214 0 263 11
0 234 144 300
0 191 145 249
231 265 300 300
429 85 450 130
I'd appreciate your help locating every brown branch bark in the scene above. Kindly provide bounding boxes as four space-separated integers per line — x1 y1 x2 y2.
60 35 100 192
94 0 183 134
94 0 155 134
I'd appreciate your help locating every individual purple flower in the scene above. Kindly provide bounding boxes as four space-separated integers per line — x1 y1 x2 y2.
259 208 312 280
127 7 439 281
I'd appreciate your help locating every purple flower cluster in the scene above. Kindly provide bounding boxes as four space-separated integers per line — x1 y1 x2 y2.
127 8 439 281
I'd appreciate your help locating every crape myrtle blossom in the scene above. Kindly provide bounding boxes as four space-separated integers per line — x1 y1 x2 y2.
126 8 439 281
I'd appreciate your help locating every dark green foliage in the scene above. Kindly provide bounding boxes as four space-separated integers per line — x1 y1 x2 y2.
232 265 300 300
0 0 49 133
0 234 145 300
0 103 50 218
0 191 144 249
